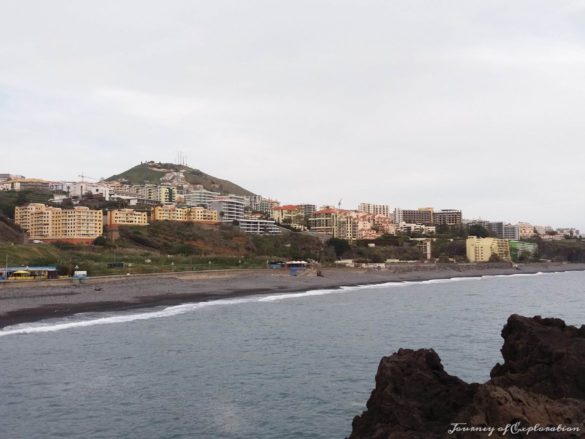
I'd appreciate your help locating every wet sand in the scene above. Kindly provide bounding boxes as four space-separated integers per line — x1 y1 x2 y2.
1 262 584 329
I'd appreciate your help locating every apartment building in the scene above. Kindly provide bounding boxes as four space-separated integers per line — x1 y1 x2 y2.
151 205 219 223
358 203 390 217
184 188 221 208
271 205 304 224
466 236 511 262
0 179 51 192
433 209 462 226
15 203 103 242
297 204 316 218
0 174 25 181
190 206 220 223
106 209 148 226
398 223 437 235
334 214 358 241
518 222 535 239
51 182 111 200
238 218 281 235
503 224 520 240
394 208 434 226
308 208 344 236
209 195 245 222
119 185 177 204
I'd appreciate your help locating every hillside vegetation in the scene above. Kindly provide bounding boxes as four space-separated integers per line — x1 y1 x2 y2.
107 162 255 196
0 215 26 243
0 190 53 219
0 222 325 276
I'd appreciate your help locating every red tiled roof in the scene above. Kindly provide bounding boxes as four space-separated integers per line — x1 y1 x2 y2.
314 208 352 215
273 205 298 211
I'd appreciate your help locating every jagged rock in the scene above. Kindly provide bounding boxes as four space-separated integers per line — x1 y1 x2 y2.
348 315 585 439
490 315 585 400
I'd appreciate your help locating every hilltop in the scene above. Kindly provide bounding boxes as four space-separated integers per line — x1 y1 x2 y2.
106 162 255 196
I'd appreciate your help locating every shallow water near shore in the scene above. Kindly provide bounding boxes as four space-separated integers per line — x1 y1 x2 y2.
1 271 584 438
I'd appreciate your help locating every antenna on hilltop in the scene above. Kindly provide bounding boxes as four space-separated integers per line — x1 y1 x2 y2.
176 151 188 166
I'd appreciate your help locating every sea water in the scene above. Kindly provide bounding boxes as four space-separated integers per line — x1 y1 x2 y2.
1 271 584 438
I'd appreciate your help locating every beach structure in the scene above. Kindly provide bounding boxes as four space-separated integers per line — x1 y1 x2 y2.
0 265 59 280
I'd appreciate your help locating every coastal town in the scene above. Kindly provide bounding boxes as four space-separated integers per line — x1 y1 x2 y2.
0 161 582 280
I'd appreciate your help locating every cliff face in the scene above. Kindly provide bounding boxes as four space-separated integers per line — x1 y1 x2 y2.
348 315 585 439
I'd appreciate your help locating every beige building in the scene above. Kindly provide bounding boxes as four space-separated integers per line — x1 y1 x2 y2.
466 236 511 262
358 203 390 217
271 205 305 225
518 222 535 239
15 203 103 242
106 209 148 226
190 206 220 223
152 205 219 223
309 209 399 241
308 208 349 236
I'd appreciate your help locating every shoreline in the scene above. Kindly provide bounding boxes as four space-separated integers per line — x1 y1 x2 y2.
1 262 584 330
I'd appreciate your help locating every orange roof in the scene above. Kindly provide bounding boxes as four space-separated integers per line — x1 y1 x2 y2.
314 208 352 215
273 204 298 211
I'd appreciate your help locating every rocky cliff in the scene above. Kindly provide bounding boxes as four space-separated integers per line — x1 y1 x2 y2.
348 315 585 438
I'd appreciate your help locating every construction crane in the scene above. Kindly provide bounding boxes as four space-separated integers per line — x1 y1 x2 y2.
338 198 342 209
78 174 100 182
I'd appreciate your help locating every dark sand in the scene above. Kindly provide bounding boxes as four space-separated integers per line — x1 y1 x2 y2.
1 262 584 329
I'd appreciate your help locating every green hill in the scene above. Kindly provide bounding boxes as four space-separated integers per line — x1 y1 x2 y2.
0 214 26 243
107 162 255 196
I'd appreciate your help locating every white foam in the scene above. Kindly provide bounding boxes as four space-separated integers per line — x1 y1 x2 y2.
481 271 545 279
0 297 258 337
258 289 341 302
0 271 558 337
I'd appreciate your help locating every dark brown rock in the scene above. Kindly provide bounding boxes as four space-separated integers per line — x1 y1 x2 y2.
349 349 476 439
348 315 585 439
490 314 585 399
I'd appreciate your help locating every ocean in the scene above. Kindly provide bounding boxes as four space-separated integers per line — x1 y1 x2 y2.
1 271 584 438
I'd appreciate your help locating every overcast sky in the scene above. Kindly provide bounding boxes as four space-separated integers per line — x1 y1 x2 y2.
1 1 584 230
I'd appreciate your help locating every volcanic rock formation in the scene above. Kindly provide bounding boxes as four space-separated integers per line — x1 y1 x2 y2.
348 315 585 438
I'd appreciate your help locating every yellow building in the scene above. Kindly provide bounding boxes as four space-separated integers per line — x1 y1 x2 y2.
106 209 148 226
15 204 103 242
152 205 219 223
466 236 511 262
189 206 219 223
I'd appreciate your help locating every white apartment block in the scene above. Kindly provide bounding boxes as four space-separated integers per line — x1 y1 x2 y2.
53 182 112 200
209 195 246 222
238 218 281 235
184 189 221 208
